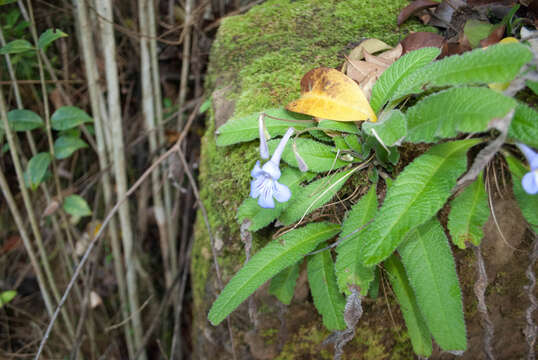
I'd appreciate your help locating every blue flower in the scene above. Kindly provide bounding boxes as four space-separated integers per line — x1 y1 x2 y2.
250 127 294 208
517 143 538 195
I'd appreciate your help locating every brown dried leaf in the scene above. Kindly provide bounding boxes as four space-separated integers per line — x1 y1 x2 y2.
401 32 445 54
342 38 393 73
363 50 392 67
479 25 505 47
43 200 60 217
378 43 403 62
397 0 439 26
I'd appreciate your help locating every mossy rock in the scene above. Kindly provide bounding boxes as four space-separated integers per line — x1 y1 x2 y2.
192 1 535 359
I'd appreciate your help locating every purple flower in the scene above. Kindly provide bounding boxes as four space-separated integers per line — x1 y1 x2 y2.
517 143 538 195
250 127 294 208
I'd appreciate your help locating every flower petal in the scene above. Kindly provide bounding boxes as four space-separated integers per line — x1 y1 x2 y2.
250 177 264 199
261 160 281 180
258 190 276 208
517 143 538 170
273 181 291 203
251 161 263 177
521 171 538 195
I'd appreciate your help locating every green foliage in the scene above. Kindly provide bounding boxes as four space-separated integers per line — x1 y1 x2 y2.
63 195 92 217
463 20 494 48
398 219 467 351
0 290 16 307
362 110 407 146
384 254 432 357
508 103 538 148
269 137 349 173
279 167 357 225
54 136 88 159
527 80 538 96
393 42 532 100
208 222 340 325
269 262 300 305
6 109 44 131
25 152 51 190
505 156 538 233
307 244 346 330
0 0 18 5
0 39 33 54
317 119 360 134
370 47 440 112
447 173 490 249
38 29 68 50
335 185 377 295
216 107 313 146
359 139 480 266
51 106 93 131
237 167 314 231
406 87 515 143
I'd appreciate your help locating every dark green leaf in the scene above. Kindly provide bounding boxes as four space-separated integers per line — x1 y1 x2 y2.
370 47 440 112
269 138 348 173
216 108 312 146
359 139 480 265
6 109 44 131
406 87 515 143
335 185 377 295
208 222 340 325
447 173 489 248
38 29 68 50
398 218 467 351
279 167 357 225
51 106 93 131
508 103 538 148
385 254 432 357
308 244 346 330
25 152 51 190
0 39 33 54
393 43 532 100
362 110 407 146
269 263 300 305
54 136 88 159
63 194 92 217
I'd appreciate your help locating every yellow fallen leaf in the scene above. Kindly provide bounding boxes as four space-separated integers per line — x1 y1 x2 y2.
286 67 377 122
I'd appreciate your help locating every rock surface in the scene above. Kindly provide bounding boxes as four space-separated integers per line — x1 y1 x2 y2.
192 1 536 359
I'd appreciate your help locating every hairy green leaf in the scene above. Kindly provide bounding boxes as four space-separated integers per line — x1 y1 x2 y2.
0 39 33 54
384 254 432 357
362 110 407 146
317 119 360 134
344 134 363 155
370 47 440 112
399 218 467 351
25 152 51 190
208 222 340 325
359 139 480 265
508 103 538 148
5 109 44 131
308 244 346 330
237 167 314 231
63 195 92 217
216 108 312 146
54 136 88 159
527 80 538 96
506 156 538 233
269 138 348 173
269 262 300 305
447 173 489 248
38 29 68 50
51 106 93 131
406 87 515 143
335 185 377 295
280 167 357 225
393 43 532 100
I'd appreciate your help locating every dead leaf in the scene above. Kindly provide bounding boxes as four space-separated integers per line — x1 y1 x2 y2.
342 38 392 73
347 58 384 83
428 0 466 29
401 32 445 54
480 25 505 47
378 43 403 62
397 0 439 26
90 291 103 308
286 67 377 122
43 200 60 217
1 235 22 254
363 50 392 67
